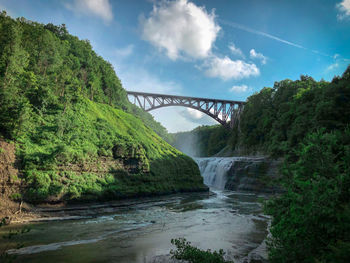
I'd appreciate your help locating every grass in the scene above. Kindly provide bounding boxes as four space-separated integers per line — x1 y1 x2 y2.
15 97 206 202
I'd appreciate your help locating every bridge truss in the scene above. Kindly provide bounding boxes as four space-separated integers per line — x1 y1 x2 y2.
127 91 245 128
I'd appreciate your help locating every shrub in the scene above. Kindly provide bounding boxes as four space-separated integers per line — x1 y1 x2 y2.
170 238 233 263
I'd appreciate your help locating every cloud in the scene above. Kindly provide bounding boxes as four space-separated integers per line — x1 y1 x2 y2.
141 0 220 60
114 45 134 58
229 85 249 93
337 0 350 20
64 0 113 23
202 56 259 80
179 108 216 125
228 43 244 58
220 19 334 59
220 19 305 49
326 63 339 71
250 49 267 64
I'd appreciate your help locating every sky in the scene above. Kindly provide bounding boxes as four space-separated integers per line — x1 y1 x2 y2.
1 0 350 132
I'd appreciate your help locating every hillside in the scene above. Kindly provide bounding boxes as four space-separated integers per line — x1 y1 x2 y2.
0 12 206 205
172 68 350 261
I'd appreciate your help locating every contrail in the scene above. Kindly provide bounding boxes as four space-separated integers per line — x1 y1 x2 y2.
219 19 333 58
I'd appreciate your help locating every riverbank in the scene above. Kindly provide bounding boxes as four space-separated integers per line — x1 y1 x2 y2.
0 188 209 225
1 190 270 263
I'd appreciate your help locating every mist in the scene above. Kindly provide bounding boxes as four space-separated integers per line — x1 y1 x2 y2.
171 131 201 157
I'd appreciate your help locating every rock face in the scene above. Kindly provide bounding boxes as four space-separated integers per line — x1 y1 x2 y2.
0 140 21 198
112 144 150 174
196 157 282 193
0 140 23 219
225 158 282 193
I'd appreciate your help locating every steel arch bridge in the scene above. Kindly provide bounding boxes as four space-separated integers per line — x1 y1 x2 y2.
127 91 245 128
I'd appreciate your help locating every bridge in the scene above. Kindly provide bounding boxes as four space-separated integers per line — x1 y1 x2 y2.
127 91 245 128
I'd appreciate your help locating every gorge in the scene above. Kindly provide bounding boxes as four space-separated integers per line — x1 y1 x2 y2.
1 7 350 262
1 157 271 263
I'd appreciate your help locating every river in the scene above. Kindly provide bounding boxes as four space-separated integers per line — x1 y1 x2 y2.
2 157 270 262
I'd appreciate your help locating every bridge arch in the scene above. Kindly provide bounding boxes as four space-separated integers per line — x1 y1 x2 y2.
127 91 245 128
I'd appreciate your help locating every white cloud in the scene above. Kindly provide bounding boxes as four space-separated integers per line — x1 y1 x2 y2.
141 0 220 60
249 49 267 64
114 45 134 58
202 56 260 80
179 108 216 125
326 62 339 71
337 0 350 20
230 85 248 93
228 43 244 58
64 0 113 23
184 108 204 120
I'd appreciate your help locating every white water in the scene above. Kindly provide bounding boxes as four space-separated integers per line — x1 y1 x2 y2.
195 157 266 190
195 157 239 189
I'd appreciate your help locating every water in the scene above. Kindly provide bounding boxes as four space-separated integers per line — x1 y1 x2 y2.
196 157 241 189
1 157 270 262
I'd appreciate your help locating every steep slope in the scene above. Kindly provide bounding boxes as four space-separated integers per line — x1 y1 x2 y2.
0 12 206 203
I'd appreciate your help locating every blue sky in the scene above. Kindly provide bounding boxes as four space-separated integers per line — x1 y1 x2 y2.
1 0 350 132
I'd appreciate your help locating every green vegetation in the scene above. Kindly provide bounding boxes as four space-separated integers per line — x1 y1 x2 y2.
170 238 232 263
265 129 350 262
0 12 206 202
172 67 350 261
239 69 350 261
9 193 21 201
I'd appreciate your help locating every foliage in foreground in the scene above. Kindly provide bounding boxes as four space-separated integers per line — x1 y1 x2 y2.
265 129 350 262
170 238 233 263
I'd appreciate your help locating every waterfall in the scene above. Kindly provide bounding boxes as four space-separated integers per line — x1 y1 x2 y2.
195 156 279 192
195 157 238 189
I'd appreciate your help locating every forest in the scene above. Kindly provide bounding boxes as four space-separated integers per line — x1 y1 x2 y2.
0 11 206 203
172 68 350 262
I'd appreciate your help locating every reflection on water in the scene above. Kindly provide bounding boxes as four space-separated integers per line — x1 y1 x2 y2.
2 190 269 263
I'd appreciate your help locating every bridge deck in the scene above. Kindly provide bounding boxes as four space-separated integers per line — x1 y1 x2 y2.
126 91 245 128
126 91 245 105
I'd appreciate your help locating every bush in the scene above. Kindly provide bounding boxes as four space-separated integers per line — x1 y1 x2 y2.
170 238 233 263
